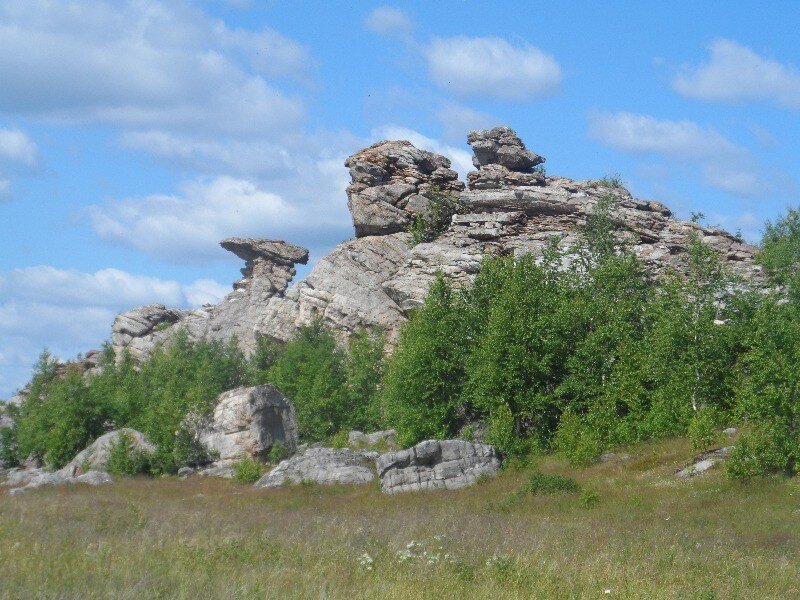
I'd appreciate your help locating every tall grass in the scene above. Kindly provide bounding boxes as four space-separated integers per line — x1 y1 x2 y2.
1 437 797 599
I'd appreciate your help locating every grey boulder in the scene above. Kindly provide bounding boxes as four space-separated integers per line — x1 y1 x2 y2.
376 439 501 494
198 384 299 463
61 429 155 475
8 470 112 494
348 429 398 450
254 447 376 488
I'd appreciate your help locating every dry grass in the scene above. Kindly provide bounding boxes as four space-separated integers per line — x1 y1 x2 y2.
1 437 798 599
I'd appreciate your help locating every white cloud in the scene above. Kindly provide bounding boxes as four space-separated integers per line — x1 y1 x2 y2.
588 112 770 197
0 265 230 397
434 102 497 144
371 125 473 179
364 7 414 39
673 39 800 109
0 1 307 136
424 36 562 101
0 128 38 167
88 175 352 263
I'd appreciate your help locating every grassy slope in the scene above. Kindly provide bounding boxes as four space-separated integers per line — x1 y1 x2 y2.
0 437 798 599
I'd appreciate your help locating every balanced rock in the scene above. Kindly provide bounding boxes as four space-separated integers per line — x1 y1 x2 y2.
254 447 376 488
467 126 545 190
220 237 309 295
198 384 299 463
376 439 501 494
61 429 155 476
345 140 464 237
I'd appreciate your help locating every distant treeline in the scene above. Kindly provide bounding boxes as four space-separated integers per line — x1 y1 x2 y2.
5 199 800 478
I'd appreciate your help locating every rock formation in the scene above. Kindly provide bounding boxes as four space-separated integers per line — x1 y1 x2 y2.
345 140 464 237
61 428 155 475
42 125 762 372
197 384 299 464
7 470 112 494
376 439 502 493
254 447 376 488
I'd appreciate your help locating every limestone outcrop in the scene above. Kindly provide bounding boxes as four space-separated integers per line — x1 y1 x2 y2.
61 429 155 475
376 439 502 493
253 447 376 488
7 470 112 494
197 384 299 463
345 140 465 237
55 125 762 373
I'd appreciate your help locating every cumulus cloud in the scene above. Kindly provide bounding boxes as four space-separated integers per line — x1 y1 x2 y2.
0 0 308 136
673 39 800 109
434 102 497 144
424 36 562 101
0 128 38 167
588 112 772 197
364 7 414 39
371 125 473 179
88 175 353 263
0 266 230 397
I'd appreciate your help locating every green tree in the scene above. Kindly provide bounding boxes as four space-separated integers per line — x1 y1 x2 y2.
266 320 348 441
381 274 468 446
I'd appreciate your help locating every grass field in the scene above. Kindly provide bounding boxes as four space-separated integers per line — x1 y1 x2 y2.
1 437 798 599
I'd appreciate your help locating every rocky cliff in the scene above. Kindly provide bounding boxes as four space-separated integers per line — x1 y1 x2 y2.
107 126 763 361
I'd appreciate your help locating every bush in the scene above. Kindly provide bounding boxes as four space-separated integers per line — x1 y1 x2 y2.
106 432 152 476
689 410 718 453
521 471 580 495
579 488 601 509
726 426 791 479
407 185 466 245
233 457 264 483
268 441 289 464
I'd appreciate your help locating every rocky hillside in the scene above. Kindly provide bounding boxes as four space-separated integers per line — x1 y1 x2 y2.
59 126 766 370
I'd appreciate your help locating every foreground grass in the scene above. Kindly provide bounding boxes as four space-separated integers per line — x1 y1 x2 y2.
1 438 798 599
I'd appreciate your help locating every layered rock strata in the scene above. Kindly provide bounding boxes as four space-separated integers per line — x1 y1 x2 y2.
73 126 763 367
376 439 502 493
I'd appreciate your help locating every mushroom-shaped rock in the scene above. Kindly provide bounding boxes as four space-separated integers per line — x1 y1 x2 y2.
345 140 464 237
466 126 546 190
221 237 309 295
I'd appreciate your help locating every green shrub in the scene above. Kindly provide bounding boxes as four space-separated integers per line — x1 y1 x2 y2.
106 432 152 476
521 471 580 495
233 457 264 483
553 409 603 467
407 185 466 245
726 426 791 479
268 441 289 464
579 488 601 509
688 411 718 453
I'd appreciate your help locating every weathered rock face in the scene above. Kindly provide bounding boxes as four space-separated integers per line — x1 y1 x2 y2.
254 447 376 488
92 125 764 368
61 429 155 475
376 439 501 494
467 126 545 190
345 140 465 237
198 385 299 463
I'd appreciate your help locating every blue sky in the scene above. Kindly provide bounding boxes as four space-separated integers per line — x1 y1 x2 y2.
1 0 799 397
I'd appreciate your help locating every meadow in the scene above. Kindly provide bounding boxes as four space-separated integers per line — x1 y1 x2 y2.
1 437 797 599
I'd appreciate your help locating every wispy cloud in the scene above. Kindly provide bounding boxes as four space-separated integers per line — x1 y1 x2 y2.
424 36 562 102
589 111 774 197
673 39 800 109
